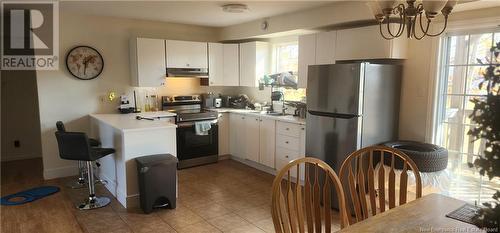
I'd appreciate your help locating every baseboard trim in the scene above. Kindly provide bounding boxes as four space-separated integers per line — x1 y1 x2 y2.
218 154 231 160
43 165 78 180
1 154 42 162
230 155 277 176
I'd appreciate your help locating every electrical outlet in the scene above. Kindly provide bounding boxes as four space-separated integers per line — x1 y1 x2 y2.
14 140 20 148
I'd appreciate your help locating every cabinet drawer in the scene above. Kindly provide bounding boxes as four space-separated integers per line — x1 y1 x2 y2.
276 121 302 137
276 146 302 162
276 135 300 151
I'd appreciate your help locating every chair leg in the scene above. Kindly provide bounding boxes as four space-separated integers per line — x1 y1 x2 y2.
77 161 111 210
67 161 86 189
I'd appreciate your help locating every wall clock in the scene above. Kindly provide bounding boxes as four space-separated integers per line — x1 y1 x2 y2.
66 46 104 80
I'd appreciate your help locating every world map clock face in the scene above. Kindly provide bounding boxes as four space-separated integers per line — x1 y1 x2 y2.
66 46 104 80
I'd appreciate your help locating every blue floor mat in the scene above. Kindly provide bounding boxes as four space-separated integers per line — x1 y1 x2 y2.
1 186 60 206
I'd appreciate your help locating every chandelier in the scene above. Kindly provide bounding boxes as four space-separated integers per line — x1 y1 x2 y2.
368 0 458 40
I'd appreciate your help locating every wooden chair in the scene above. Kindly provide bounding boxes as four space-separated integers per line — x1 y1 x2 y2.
271 157 350 233
339 146 422 225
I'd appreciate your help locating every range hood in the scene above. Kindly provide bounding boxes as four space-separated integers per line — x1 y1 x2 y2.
166 68 208 78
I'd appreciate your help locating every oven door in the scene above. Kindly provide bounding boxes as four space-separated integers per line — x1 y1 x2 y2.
176 120 218 161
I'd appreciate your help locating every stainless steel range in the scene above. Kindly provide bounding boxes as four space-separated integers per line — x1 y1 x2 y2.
162 95 219 169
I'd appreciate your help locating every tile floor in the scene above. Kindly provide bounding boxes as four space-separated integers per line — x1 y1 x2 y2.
0 158 291 233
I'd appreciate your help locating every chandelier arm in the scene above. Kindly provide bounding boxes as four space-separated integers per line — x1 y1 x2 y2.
425 15 449 37
386 4 405 38
413 14 429 40
418 10 431 35
396 6 407 37
379 22 395 40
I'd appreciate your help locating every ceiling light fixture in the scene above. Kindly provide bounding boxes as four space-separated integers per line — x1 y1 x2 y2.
222 4 249 13
368 0 458 40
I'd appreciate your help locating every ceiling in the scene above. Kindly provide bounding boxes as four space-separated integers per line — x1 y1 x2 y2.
60 1 334 27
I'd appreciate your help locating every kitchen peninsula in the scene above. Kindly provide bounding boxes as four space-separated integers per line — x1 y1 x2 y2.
89 112 177 208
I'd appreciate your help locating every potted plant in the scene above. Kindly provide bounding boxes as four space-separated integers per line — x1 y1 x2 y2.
468 40 499 229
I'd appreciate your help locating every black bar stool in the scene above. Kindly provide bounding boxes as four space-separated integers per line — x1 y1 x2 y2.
55 131 115 210
56 121 101 189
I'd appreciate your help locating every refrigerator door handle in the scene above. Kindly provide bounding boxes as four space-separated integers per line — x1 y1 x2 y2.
308 110 361 119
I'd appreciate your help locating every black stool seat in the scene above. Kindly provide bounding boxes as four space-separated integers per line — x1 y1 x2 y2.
91 148 116 161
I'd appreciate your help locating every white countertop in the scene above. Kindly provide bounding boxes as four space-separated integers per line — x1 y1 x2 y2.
208 108 306 125
90 111 177 132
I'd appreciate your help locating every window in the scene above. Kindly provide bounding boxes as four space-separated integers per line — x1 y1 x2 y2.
272 41 306 102
435 31 499 203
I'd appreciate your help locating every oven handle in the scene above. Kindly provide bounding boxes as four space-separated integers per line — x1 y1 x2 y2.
177 119 218 128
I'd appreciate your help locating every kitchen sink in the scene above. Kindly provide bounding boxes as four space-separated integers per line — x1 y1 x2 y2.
263 112 292 116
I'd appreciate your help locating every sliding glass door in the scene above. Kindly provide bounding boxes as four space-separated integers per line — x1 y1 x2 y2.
435 31 499 204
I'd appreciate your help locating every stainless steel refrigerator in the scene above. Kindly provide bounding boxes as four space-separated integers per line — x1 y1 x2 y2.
306 62 402 209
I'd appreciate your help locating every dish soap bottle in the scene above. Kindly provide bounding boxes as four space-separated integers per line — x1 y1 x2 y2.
144 95 151 112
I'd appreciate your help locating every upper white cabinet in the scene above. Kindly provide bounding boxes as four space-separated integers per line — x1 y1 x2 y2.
130 38 166 87
208 43 224 86
208 43 239 86
335 25 408 60
298 31 337 89
166 40 208 68
239 41 270 87
223 44 240 86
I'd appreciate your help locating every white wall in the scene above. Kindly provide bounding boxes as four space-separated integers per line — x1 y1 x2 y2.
37 13 220 179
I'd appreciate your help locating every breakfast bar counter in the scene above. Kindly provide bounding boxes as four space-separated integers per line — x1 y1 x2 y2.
89 112 177 208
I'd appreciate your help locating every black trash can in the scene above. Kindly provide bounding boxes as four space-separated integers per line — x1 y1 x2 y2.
135 154 178 214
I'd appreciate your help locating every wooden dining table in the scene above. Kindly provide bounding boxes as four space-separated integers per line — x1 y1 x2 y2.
338 193 483 233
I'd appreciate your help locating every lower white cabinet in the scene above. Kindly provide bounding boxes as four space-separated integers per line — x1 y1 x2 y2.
245 116 260 162
229 113 246 159
228 113 305 172
259 118 276 168
218 113 230 156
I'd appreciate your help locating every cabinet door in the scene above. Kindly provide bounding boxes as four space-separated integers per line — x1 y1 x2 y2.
298 34 316 89
166 40 208 68
335 25 407 60
315 31 336 65
245 116 260 162
299 125 306 157
208 43 224 86
230 114 247 159
259 118 275 168
239 42 256 87
218 113 230 155
132 38 166 87
223 44 239 86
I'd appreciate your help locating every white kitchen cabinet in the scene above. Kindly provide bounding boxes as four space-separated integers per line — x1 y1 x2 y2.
130 38 166 87
315 31 337 65
223 44 240 86
275 121 306 179
229 113 246 159
335 25 408 60
259 118 276 168
239 41 270 87
208 43 224 86
245 116 260 162
218 113 230 156
298 31 336 89
298 34 316 89
208 43 239 86
166 40 208 68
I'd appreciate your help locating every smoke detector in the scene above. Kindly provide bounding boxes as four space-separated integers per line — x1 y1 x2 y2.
222 4 249 13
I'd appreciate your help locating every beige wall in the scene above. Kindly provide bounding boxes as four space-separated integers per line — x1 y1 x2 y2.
1 71 43 161
37 13 221 179
220 1 373 40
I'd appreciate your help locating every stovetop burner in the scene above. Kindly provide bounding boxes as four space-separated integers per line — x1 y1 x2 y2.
162 95 218 122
